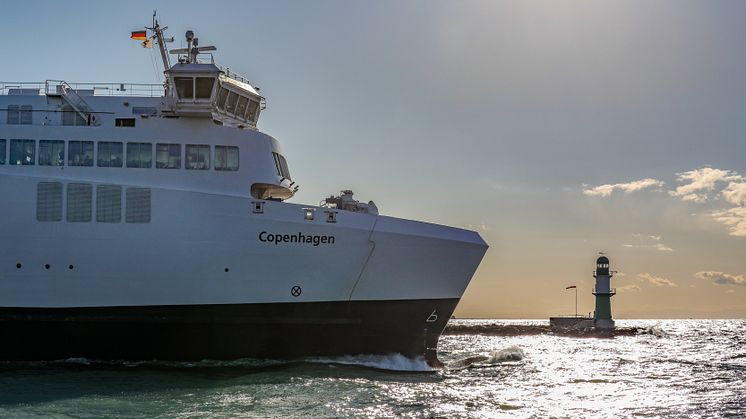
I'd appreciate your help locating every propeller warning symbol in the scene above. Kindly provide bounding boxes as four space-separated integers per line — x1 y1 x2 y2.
291 286 302 297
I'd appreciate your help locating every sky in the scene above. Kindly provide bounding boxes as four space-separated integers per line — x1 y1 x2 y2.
3 1 745 318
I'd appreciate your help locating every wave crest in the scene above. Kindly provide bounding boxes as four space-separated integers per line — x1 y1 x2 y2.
307 353 432 372
446 345 525 369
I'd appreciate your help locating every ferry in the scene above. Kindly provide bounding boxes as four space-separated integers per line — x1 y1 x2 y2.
0 18 488 365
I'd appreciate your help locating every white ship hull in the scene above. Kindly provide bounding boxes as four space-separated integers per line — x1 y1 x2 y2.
0 176 487 364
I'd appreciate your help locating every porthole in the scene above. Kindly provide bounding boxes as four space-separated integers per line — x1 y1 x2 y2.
68 265 74 270
224 268 230 273
16 263 21 269
45 264 50 270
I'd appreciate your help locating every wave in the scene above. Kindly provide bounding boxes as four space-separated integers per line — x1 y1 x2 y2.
446 345 525 370
305 353 432 372
488 346 526 363
639 324 667 337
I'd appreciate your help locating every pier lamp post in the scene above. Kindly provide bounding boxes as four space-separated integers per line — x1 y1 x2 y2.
565 285 577 317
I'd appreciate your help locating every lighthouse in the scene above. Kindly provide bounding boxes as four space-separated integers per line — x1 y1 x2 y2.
593 256 616 329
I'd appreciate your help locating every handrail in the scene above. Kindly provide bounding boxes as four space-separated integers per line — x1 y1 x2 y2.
215 64 253 86
1 81 164 97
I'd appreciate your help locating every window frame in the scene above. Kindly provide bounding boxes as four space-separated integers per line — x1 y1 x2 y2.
175 77 194 100
155 143 182 169
9 139 36 166
195 77 215 99
38 140 65 166
215 145 239 171
68 141 94 167
97 141 124 168
126 142 153 168
185 144 211 170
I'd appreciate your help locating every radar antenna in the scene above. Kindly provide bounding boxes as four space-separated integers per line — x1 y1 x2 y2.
169 30 217 64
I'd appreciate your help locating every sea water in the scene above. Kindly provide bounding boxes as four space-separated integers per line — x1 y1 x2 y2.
0 319 743 418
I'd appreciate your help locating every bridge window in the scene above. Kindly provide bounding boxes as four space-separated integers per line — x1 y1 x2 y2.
175 77 194 99
186 144 210 170
98 142 123 167
0 139 5 164
126 142 152 168
215 145 239 171
195 77 215 99
156 143 181 169
246 100 259 123
216 87 229 110
68 141 94 167
225 91 238 115
235 96 248 119
10 139 35 165
39 140 65 166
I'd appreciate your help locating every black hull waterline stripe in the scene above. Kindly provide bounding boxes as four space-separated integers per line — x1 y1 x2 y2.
0 299 459 365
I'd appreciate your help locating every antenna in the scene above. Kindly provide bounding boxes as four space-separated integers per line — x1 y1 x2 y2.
146 10 172 71
169 30 217 63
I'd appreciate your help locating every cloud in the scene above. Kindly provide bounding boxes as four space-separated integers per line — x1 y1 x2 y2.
583 178 664 197
669 168 742 203
618 284 641 292
695 271 746 287
637 273 677 287
623 234 673 252
654 243 673 252
722 181 746 206
712 207 746 237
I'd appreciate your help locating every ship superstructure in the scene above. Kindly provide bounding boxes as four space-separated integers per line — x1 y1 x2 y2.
0 20 487 365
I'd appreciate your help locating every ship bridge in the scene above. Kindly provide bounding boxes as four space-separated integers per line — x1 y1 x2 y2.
162 30 265 130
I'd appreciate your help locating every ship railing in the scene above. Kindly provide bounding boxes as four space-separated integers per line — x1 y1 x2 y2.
215 64 253 86
1 81 164 97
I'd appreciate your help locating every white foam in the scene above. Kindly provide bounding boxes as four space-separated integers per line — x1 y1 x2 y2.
306 353 432 372
487 345 525 363
446 345 526 370
640 324 667 337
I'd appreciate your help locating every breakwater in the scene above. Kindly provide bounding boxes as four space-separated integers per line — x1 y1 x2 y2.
442 323 645 337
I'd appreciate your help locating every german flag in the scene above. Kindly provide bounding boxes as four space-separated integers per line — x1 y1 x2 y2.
131 30 147 41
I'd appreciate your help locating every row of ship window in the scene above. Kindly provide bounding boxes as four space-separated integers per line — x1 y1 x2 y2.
0 139 238 171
